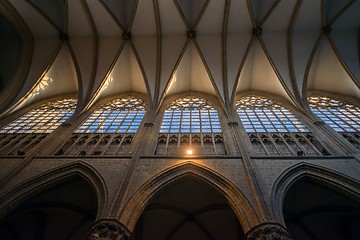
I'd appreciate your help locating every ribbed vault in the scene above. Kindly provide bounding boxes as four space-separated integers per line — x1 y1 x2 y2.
0 0 359 115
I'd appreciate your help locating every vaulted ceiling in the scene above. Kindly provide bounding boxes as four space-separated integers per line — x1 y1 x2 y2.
0 0 359 117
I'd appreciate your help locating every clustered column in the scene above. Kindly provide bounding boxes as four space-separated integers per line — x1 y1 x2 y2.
245 223 293 240
88 219 131 240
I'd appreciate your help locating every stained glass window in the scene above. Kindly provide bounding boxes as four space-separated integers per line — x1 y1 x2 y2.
236 96 308 133
0 98 76 134
308 96 360 132
160 97 222 133
75 97 146 134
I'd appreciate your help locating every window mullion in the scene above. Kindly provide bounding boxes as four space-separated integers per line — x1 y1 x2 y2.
279 134 296 155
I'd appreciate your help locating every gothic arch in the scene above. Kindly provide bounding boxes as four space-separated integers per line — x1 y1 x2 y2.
271 162 360 225
234 90 299 111
306 90 360 107
0 94 77 130
0 1 33 113
82 92 150 116
0 161 108 221
119 161 259 232
159 91 226 115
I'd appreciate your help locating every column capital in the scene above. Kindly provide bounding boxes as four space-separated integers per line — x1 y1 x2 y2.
88 218 131 240
246 223 293 240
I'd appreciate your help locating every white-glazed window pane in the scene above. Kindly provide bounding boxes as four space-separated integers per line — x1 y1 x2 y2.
160 97 222 133
0 98 77 134
309 96 360 132
236 96 308 133
74 97 146 134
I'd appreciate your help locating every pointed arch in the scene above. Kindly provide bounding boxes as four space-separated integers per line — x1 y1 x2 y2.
119 162 259 232
0 1 34 113
235 93 308 133
271 162 360 226
0 96 77 135
154 93 228 156
159 91 225 115
0 161 108 221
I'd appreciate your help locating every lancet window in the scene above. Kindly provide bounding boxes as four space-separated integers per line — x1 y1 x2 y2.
0 98 76 156
55 97 146 156
236 96 330 156
156 97 225 156
309 96 360 149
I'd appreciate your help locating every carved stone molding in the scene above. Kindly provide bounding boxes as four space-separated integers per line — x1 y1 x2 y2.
122 32 131 40
253 27 262 36
188 30 196 39
322 26 332 34
88 219 131 240
246 223 293 240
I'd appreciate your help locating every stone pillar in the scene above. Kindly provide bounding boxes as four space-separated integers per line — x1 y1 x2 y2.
88 219 131 240
246 223 293 240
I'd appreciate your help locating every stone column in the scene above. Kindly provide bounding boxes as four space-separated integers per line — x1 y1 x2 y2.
246 223 293 240
88 219 131 240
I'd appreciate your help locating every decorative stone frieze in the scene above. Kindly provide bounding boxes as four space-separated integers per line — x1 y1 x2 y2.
88 219 131 240
246 223 293 240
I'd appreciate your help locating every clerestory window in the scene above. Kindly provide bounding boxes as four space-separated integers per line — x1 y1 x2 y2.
309 96 360 149
236 96 330 156
75 97 146 134
55 97 146 156
0 98 76 134
0 98 76 156
160 97 222 134
236 96 308 133
156 97 225 156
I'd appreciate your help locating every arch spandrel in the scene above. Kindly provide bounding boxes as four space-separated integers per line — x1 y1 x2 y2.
118 162 260 232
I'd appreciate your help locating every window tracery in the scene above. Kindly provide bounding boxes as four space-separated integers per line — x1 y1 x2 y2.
156 97 225 156
0 98 76 134
309 96 360 149
236 96 330 156
55 97 146 156
0 98 76 156
160 97 222 134
236 96 308 133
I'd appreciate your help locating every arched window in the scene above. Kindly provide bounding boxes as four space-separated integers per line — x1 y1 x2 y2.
0 98 76 156
236 96 308 133
236 96 330 156
75 97 146 134
156 97 225 156
160 97 221 134
309 96 360 149
0 98 76 134
55 97 146 156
